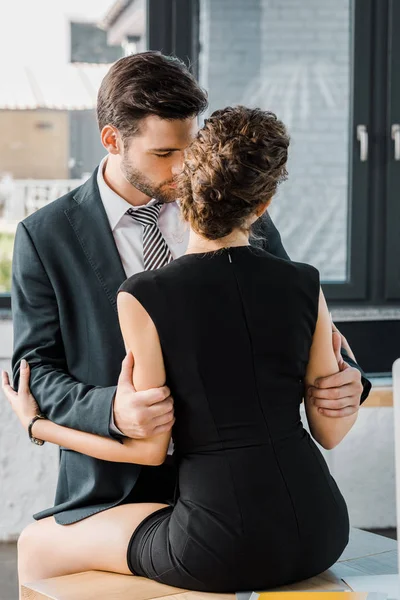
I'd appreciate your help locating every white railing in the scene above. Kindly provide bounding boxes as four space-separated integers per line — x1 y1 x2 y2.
0 177 86 232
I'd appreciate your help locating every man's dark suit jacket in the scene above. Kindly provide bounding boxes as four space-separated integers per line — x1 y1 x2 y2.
11 168 371 525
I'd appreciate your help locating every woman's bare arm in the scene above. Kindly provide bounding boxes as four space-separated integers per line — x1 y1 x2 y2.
304 289 358 449
29 402 167 465
116 291 172 466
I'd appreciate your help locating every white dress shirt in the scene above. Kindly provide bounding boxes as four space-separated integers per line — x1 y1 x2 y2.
97 156 189 444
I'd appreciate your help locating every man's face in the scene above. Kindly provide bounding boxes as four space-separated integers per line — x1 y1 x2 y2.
120 115 198 203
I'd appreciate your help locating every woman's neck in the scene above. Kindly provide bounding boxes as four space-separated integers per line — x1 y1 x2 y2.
185 229 250 255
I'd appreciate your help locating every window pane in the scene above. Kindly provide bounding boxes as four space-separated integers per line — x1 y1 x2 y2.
0 0 143 295
199 0 351 282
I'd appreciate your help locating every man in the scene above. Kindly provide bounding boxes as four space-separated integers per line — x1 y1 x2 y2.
5 52 370 527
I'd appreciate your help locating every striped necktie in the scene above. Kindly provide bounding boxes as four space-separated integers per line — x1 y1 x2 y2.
126 202 173 270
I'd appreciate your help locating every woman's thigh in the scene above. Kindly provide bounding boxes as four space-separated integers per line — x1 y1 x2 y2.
18 502 168 581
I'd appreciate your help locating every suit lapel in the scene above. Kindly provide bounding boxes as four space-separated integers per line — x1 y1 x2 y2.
64 168 127 313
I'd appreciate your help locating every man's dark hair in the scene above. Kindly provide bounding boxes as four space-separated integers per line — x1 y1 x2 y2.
97 51 208 138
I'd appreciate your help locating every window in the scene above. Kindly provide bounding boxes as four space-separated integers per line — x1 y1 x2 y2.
2 0 399 322
198 0 400 309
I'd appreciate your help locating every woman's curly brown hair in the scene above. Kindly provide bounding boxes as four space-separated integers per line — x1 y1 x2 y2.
178 106 289 240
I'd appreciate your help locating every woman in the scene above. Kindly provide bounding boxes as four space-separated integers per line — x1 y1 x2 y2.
3 106 353 593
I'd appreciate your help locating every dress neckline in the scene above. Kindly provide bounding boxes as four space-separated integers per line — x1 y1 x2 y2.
184 245 252 258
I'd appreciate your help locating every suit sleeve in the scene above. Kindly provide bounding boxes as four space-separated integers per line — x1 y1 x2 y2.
341 350 371 405
11 222 118 438
251 212 291 260
254 213 371 405
264 212 291 260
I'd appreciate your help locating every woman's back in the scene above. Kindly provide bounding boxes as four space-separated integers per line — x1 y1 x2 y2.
120 245 349 591
132 245 316 450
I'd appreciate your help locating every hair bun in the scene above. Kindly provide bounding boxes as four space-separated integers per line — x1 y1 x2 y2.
179 106 289 240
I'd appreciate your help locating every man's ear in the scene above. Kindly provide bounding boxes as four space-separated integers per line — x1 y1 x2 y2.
101 125 122 155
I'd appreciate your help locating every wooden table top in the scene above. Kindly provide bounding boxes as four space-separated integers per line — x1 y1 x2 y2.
21 528 397 600
363 386 393 407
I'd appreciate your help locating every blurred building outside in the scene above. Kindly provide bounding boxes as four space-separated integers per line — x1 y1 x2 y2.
0 20 125 294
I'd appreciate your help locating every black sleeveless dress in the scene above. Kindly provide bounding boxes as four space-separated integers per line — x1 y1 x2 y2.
118 245 349 593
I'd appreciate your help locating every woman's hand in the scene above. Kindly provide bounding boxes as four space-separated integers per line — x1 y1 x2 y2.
2 359 41 430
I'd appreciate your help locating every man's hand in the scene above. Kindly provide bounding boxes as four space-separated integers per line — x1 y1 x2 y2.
113 351 175 438
308 331 363 418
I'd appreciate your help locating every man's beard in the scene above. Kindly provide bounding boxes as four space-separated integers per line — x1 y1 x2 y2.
121 157 176 204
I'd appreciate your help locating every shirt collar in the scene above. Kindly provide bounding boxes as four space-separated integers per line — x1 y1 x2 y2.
97 156 160 232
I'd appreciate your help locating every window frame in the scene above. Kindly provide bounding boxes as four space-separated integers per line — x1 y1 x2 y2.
0 295 10 310
146 0 199 75
322 0 373 303
384 0 400 301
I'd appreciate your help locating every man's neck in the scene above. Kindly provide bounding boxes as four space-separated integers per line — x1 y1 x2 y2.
103 156 151 207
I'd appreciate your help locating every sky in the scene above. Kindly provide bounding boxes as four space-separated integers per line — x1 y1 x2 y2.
0 0 116 67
